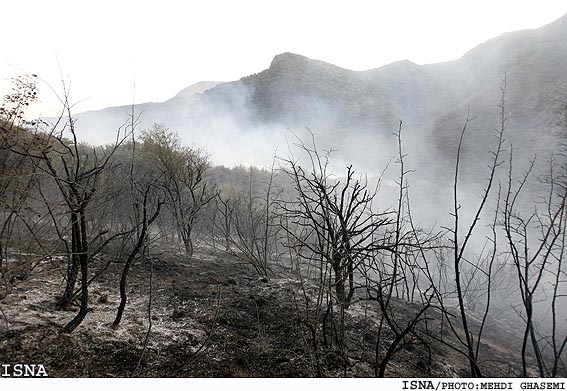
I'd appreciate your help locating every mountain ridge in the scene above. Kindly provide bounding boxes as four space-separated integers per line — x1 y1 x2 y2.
64 13 567 177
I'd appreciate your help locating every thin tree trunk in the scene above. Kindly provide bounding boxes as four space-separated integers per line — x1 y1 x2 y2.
0 240 3 269
59 211 80 309
114 198 161 327
183 225 193 258
62 209 90 333
113 246 140 327
455 262 482 377
334 266 346 305
62 249 88 333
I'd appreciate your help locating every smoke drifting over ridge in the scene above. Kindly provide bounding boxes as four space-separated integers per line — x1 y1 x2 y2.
58 14 567 222
66 14 566 171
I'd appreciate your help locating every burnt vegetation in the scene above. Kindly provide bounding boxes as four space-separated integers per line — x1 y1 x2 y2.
0 74 566 378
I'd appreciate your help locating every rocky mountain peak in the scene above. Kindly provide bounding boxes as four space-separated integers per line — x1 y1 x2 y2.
269 52 312 70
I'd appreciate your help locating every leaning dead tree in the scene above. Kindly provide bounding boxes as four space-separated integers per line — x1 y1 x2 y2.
113 180 163 327
111 117 164 327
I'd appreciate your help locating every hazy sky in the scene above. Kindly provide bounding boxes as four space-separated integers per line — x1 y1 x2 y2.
1 0 565 116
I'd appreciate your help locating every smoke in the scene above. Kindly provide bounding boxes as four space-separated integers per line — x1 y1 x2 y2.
52 38 567 351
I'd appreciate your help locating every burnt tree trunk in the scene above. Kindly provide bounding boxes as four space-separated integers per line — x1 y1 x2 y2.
333 261 346 306
62 209 89 333
113 196 161 327
333 253 354 308
59 210 80 309
182 224 193 258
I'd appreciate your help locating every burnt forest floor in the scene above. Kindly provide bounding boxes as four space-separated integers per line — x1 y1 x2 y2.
0 245 547 377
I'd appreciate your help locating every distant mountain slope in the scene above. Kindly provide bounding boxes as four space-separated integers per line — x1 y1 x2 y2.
66 13 567 178
70 81 221 145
